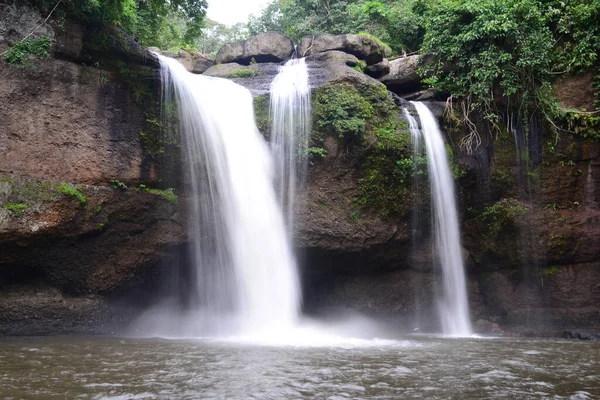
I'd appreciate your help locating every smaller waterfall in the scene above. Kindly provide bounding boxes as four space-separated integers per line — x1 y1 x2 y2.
407 102 472 336
269 58 311 226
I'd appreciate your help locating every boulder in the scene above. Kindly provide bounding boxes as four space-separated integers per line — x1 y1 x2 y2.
215 32 294 65
305 50 383 88
297 34 388 65
365 59 390 78
177 49 214 74
379 55 421 92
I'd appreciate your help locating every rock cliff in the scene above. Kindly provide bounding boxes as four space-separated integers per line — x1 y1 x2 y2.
1 8 599 336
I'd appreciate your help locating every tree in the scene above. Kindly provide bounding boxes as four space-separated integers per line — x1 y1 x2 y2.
197 19 249 57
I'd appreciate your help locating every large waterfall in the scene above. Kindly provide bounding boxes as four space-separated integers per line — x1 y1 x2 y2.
406 102 472 336
149 54 301 336
269 58 311 226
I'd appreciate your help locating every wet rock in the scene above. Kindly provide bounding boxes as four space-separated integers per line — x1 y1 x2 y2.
563 330 600 340
297 34 387 65
365 59 390 78
215 32 294 65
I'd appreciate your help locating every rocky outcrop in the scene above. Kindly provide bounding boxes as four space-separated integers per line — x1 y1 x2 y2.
0 60 152 184
150 48 214 74
379 55 421 93
215 32 294 65
297 34 388 65
0 4 184 335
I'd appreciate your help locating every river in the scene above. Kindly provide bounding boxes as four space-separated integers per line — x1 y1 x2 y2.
1 334 598 399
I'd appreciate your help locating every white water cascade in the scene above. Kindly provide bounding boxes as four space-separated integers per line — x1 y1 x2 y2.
151 54 301 336
406 101 472 336
269 58 311 226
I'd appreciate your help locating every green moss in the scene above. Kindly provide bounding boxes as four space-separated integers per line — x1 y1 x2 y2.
315 200 332 209
226 68 263 78
253 95 271 137
143 187 178 204
2 202 28 216
355 123 414 219
313 83 374 142
110 179 128 190
490 130 518 194
353 60 367 73
479 198 530 229
2 36 51 67
312 81 414 218
57 183 88 207
356 32 392 57
2 178 60 203
312 82 396 145
541 265 560 276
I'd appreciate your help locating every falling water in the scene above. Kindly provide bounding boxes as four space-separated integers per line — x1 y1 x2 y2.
150 54 301 335
407 102 472 336
269 58 311 226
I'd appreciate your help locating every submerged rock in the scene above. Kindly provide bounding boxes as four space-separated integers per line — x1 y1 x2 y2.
215 32 294 65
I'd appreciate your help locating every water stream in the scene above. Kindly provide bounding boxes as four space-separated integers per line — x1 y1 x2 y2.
407 102 472 336
269 57 311 226
138 54 301 336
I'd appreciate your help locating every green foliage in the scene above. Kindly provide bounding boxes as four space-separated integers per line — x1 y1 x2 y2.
248 0 427 55
421 0 553 124
43 0 207 50
143 187 178 204
479 198 530 230
2 202 28 216
305 147 328 159
536 83 600 140
226 68 263 78
420 0 600 148
57 183 88 207
315 84 373 140
197 19 249 57
110 179 128 190
2 36 52 67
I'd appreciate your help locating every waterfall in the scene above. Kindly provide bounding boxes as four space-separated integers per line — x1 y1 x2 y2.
151 54 301 336
407 102 472 336
269 58 311 226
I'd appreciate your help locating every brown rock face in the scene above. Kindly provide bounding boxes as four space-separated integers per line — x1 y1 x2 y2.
0 61 148 184
555 71 596 111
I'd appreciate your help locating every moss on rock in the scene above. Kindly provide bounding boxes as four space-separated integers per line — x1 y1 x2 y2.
253 94 271 138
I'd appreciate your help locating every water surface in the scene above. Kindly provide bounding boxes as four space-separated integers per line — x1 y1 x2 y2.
0 335 598 399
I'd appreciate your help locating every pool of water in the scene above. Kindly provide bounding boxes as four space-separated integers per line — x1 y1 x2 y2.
0 334 598 399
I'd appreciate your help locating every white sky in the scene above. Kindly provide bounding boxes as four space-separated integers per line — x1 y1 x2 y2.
207 0 272 25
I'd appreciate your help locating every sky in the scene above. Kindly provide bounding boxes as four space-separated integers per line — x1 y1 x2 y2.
206 0 272 25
